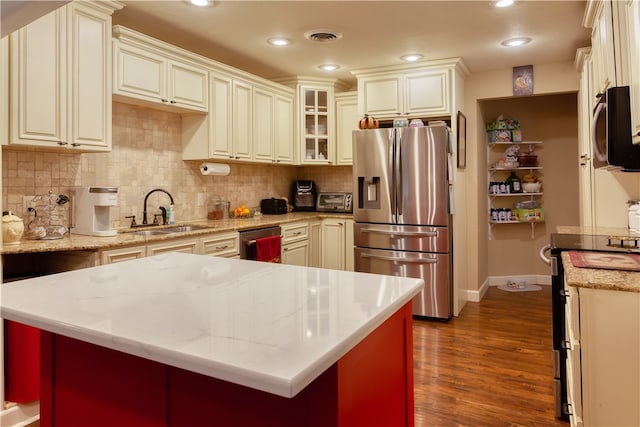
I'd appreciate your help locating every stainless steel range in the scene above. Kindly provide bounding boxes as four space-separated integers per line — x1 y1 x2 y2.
542 232 640 421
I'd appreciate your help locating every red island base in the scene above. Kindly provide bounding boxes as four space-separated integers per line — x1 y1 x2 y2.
39 303 414 427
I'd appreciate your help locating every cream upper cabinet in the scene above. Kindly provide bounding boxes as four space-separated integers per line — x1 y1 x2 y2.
1 36 8 147
7 1 121 151
353 59 467 120
112 26 208 113
254 86 295 164
232 78 253 160
589 1 617 94
335 92 358 165
274 94 294 164
626 0 640 144
182 70 294 163
357 69 450 118
276 77 341 165
358 75 402 118
576 48 595 228
208 72 234 159
253 86 275 162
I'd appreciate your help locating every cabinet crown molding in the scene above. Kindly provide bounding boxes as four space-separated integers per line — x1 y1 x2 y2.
351 57 470 78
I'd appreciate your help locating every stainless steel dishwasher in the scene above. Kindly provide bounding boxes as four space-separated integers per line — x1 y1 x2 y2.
239 226 281 260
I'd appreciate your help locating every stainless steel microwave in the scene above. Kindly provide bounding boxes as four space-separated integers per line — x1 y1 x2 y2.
591 86 640 171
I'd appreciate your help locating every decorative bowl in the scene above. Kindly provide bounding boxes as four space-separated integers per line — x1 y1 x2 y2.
522 182 541 193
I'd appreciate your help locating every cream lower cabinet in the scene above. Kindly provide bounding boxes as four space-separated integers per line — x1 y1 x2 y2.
100 232 240 264
320 218 355 271
200 231 240 258
565 284 640 426
7 1 121 151
112 26 208 113
146 237 200 256
99 245 146 265
281 222 309 266
308 221 322 268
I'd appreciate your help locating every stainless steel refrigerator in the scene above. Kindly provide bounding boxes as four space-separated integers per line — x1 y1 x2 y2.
353 124 453 319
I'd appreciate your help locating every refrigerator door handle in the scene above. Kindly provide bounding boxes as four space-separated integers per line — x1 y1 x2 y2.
360 228 438 237
360 253 438 263
388 131 397 218
395 131 403 217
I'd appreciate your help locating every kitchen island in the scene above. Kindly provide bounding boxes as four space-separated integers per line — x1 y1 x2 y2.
1 252 422 426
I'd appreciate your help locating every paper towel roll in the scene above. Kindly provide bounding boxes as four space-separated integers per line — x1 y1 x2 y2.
200 162 230 176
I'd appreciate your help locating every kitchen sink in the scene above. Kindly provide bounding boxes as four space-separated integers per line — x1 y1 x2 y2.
125 224 214 236
163 225 211 233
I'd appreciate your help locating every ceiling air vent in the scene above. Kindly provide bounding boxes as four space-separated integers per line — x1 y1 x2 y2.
304 29 343 43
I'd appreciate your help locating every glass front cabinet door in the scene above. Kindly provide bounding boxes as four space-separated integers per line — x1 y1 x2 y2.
301 85 333 164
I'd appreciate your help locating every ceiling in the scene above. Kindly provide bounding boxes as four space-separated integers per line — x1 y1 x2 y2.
112 1 591 88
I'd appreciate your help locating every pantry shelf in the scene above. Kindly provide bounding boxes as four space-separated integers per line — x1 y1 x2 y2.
487 137 544 240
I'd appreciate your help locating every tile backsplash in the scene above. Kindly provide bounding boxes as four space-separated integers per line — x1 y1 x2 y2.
2 102 353 229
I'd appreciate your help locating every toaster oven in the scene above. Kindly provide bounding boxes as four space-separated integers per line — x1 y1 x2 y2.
316 193 353 213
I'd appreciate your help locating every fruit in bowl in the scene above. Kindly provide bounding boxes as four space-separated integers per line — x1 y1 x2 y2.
233 204 252 218
522 182 542 193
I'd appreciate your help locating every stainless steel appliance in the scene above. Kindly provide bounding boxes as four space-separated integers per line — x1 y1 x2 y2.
591 86 640 171
540 232 640 421
353 124 453 319
292 180 316 211
316 192 352 213
239 226 281 259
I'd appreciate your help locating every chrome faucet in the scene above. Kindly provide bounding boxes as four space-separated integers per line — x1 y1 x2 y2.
142 188 174 225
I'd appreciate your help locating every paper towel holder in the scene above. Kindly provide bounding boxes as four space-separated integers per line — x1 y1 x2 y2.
200 162 231 176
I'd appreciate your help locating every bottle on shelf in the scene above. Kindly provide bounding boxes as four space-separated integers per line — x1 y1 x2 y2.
505 171 522 194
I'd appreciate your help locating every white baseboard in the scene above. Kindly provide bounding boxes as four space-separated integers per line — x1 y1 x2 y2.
1 401 39 427
465 274 551 302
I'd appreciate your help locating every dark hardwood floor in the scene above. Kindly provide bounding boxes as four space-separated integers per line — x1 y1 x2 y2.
413 285 567 427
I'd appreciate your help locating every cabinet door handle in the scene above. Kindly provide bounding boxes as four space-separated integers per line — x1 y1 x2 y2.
215 245 229 250
561 340 572 350
170 100 176 104
580 154 590 160
57 141 68 146
161 98 168 103
71 143 80 147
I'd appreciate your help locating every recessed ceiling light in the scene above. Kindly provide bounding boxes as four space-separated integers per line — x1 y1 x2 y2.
494 0 515 7
189 0 210 6
501 37 531 47
401 54 423 62
268 38 291 47
318 64 340 72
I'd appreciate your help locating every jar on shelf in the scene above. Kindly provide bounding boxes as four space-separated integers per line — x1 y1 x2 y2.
505 171 522 193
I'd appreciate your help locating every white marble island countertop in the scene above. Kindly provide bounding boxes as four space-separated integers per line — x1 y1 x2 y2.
0 252 423 398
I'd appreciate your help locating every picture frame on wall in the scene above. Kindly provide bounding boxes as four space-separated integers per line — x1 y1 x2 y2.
457 111 466 169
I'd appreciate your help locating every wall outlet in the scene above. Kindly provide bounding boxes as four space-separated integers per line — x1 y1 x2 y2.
23 196 35 213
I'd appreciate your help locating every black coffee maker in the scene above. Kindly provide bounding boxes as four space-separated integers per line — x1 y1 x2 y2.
291 180 316 211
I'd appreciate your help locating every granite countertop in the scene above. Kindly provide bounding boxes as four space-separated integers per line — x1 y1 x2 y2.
0 252 423 398
1 212 353 255
562 252 640 293
555 225 638 238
